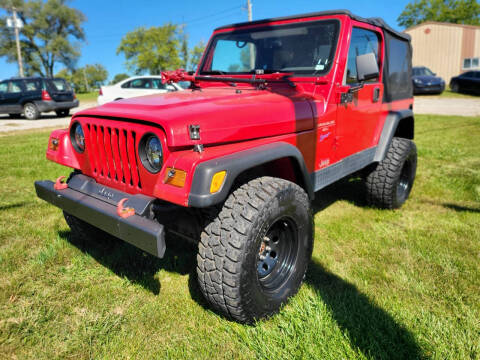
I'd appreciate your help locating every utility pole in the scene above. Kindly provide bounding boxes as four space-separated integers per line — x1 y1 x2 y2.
246 0 254 69
83 68 90 92
8 8 24 77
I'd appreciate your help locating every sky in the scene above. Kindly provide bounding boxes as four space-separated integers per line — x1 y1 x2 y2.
0 0 411 81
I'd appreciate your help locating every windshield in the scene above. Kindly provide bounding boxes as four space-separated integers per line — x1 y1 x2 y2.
200 20 340 76
413 67 434 76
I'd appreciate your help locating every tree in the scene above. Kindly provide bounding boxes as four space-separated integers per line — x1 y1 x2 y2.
0 0 86 77
398 0 480 28
56 63 108 93
189 41 206 71
117 24 182 75
110 73 129 85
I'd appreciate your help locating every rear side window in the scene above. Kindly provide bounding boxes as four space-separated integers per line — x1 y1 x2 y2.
25 79 41 91
383 33 412 101
0 82 7 92
130 78 152 89
48 79 70 91
345 27 380 84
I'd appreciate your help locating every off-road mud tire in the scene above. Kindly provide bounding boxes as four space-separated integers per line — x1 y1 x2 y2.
197 176 313 323
365 137 417 209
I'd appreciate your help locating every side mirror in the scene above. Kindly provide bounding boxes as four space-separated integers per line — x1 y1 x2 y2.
356 52 379 82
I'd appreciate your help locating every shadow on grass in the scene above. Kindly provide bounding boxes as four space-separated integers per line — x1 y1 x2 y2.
306 261 424 360
443 203 480 213
58 230 198 296
0 201 32 211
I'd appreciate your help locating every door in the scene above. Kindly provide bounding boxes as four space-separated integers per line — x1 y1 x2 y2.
2 80 24 113
336 26 384 160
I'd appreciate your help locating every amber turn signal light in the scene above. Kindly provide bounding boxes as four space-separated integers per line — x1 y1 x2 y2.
164 167 187 188
210 171 226 193
49 137 59 151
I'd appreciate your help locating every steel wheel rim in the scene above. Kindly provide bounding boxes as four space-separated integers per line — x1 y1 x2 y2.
257 217 298 291
397 159 412 202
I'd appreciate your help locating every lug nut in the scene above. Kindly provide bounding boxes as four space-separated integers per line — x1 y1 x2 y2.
259 255 266 260
263 236 269 242
265 246 271 252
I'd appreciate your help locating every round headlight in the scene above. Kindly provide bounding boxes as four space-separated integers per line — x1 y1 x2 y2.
140 134 163 173
70 122 85 153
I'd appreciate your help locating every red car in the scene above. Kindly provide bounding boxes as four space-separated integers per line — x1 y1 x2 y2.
36 10 416 323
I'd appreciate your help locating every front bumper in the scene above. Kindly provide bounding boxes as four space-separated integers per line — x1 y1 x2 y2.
413 83 445 94
36 99 80 112
34 174 165 258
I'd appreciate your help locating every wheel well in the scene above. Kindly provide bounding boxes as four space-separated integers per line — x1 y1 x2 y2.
394 116 414 139
233 157 309 195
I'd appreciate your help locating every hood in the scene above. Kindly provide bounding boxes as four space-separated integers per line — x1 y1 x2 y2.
412 75 444 84
74 87 316 148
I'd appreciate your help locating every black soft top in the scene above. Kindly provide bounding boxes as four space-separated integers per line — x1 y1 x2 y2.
215 9 410 41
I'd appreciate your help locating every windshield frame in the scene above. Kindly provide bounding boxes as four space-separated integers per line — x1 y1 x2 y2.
199 18 341 78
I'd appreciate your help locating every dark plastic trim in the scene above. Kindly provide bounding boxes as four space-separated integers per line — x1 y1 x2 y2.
215 9 410 41
35 179 166 258
188 142 313 208
374 109 414 162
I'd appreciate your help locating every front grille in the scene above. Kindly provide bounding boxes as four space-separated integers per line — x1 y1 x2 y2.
83 123 141 189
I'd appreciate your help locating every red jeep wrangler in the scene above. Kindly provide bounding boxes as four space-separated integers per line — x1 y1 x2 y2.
35 10 416 323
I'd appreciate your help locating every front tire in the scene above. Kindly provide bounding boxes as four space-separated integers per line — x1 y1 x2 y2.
23 102 39 120
451 82 459 93
197 177 313 323
365 137 417 209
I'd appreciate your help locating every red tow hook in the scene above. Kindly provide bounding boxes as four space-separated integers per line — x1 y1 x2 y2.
54 176 68 190
117 198 135 219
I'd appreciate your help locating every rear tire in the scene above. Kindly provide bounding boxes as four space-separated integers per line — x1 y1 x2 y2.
365 137 417 209
55 109 70 117
197 177 313 323
23 102 39 120
451 82 459 93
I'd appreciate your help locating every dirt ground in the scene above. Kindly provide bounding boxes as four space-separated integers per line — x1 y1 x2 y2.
1 96 479 134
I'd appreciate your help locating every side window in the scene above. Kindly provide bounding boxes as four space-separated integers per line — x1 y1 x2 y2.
121 81 131 88
130 79 151 89
151 79 167 90
7 81 23 93
0 82 7 93
25 80 41 91
345 27 381 84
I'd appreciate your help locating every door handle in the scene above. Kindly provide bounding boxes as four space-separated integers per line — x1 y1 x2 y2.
373 87 380 102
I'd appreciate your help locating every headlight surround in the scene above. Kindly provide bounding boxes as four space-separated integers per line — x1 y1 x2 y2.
70 122 85 153
139 133 163 173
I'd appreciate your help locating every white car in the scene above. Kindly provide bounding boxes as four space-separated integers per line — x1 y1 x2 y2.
97 75 183 105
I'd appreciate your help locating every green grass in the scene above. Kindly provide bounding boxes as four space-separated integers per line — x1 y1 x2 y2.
0 115 479 359
76 92 98 103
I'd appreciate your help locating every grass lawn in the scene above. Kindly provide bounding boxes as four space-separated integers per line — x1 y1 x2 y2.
0 115 479 359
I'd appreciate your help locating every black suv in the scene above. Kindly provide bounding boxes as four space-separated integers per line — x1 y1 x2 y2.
0 77 79 120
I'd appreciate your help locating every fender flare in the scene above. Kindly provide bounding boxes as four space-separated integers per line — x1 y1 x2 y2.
374 109 414 162
188 142 313 208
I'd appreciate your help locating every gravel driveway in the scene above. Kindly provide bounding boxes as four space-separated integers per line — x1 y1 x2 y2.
413 96 480 116
0 101 97 133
